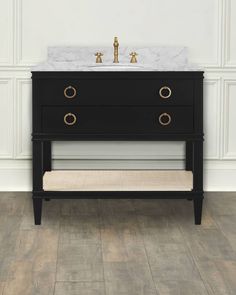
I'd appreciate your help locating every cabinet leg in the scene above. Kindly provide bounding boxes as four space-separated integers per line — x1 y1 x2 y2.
193 141 203 191
33 198 42 225
192 140 204 225
193 198 203 225
185 141 193 171
32 141 43 224
43 141 52 172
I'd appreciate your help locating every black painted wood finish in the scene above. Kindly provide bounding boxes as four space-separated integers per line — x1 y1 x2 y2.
32 71 204 225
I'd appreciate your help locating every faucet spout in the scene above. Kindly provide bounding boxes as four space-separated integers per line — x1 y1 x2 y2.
113 37 119 63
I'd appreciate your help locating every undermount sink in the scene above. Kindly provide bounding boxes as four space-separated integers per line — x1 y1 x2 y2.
87 64 145 70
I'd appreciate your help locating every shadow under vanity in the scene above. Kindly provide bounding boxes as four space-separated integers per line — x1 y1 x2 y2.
31 45 204 225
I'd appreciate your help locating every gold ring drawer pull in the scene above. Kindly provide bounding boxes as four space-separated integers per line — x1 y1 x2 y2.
64 113 77 126
159 86 172 99
159 113 172 126
64 86 77 99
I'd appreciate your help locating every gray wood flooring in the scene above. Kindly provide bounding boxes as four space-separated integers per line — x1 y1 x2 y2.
0 192 236 295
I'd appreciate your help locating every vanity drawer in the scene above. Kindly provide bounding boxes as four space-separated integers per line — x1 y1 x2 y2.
42 106 193 134
37 79 194 106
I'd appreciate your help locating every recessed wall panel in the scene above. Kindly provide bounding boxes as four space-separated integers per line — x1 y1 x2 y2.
223 81 236 158
19 0 220 65
225 0 236 66
204 80 220 159
0 1 13 64
0 80 13 158
16 79 32 158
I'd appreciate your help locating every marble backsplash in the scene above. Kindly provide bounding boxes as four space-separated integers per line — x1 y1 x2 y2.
48 46 188 66
32 46 201 71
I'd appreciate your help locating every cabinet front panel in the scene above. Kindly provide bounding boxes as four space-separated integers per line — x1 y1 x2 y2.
37 79 194 106
42 106 193 134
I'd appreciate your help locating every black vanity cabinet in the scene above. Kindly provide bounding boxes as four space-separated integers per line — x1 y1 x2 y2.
32 71 204 225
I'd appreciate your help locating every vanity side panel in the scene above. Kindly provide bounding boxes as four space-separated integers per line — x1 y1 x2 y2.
32 74 43 134
193 75 204 135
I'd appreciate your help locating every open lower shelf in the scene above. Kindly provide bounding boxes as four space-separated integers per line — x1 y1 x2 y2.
43 170 193 191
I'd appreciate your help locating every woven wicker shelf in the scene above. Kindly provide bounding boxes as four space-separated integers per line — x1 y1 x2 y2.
43 170 193 191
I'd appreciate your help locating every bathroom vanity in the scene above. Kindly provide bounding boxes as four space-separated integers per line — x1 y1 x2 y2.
32 46 204 225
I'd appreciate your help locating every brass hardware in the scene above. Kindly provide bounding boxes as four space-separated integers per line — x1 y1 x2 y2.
130 52 138 63
113 36 119 63
95 52 103 63
64 113 77 126
159 113 172 126
64 86 77 99
159 86 172 99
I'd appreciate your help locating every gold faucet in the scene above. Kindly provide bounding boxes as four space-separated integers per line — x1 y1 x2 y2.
113 37 119 63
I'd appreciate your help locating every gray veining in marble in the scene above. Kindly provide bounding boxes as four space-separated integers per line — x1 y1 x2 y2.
32 46 202 72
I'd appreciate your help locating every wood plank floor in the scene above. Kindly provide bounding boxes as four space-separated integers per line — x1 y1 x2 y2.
0 192 236 295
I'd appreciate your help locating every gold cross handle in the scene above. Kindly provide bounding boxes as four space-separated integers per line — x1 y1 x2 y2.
95 52 103 63
130 52 138 63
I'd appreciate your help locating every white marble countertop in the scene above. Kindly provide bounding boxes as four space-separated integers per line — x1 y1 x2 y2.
32 46 202 72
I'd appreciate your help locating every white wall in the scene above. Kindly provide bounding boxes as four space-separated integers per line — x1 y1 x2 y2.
0 0 236 191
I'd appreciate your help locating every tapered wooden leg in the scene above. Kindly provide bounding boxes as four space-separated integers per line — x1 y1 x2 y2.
185 141 193 171
32 141 43 225
193 140 204 225
194 198 203 225
33 198 42 225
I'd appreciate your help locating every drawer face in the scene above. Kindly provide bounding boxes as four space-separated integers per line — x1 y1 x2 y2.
37 79 194 106
42 106 193 134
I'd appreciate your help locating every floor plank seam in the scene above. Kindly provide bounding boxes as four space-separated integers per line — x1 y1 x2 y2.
208 210 236 263
174 206 213 295
98 199 108 295
3 215 24 293
204 200 223 230
98 199 107 294
55 280 105 283
53 207 62 295
205 200 236 250
2 193 236 295
1 283 5 295
203 200 236 254
132 199 160 295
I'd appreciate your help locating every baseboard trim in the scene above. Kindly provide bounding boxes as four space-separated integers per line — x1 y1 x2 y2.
0 159 236 192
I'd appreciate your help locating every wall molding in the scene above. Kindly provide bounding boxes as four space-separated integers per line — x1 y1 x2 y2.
0 0 236 190
1 159 236 191
222 79 236 159
0 0 230 69
0 0 14 65
224 0 236 67
15 78 32 158
0 79 14 158
201 0 223 68
53 142 184 160
15 0 24 65
204 78 221 159
15 0 223 67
